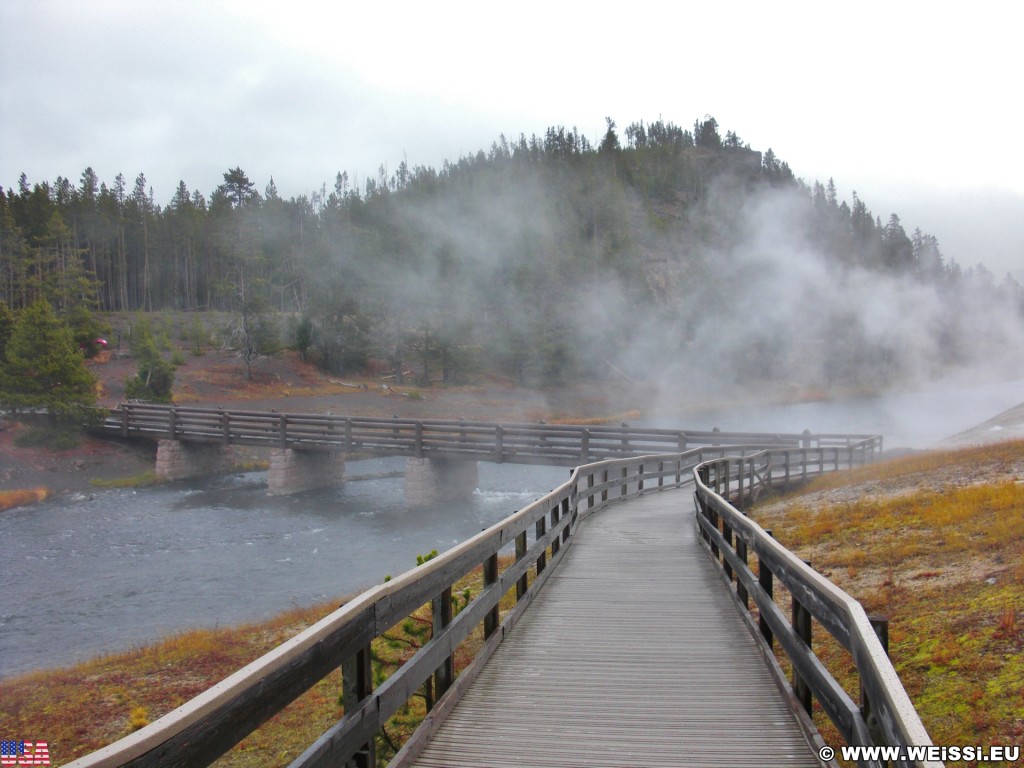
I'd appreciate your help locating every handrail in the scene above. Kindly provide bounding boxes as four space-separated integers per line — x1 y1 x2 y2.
97 403 879 467
64 447 715 768
65 437 889 768
693 447 942 768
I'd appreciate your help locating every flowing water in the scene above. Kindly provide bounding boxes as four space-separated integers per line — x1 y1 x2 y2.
2 377 1022 679
0 460 566 678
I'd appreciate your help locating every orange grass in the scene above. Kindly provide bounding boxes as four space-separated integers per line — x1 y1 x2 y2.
753 443 1024 766
0 487 49 511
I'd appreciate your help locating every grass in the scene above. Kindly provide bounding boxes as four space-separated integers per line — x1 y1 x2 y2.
788 440 1024 494
0 487 50 511
752 442 1024 766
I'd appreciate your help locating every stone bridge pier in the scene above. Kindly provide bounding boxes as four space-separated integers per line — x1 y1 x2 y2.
156 440 478 502
404 457 479 506
267 448 346 496
156 440 236 482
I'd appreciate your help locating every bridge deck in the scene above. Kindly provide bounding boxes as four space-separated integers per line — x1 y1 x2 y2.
408 490 822 768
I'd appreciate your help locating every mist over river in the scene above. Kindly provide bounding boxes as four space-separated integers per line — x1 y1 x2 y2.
2 377 1022 678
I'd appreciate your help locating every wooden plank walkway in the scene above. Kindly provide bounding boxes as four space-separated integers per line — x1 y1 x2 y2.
408 490 823 768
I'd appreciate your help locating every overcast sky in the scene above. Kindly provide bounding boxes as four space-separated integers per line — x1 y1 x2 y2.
2 0 1021 275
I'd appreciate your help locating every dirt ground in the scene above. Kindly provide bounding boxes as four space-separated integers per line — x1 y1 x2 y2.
5 344 1024 501
0 347 653 497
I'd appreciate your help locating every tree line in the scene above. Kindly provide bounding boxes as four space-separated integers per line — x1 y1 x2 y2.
2 115 1022 398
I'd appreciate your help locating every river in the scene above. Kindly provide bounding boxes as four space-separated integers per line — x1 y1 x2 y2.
2 377 1022 678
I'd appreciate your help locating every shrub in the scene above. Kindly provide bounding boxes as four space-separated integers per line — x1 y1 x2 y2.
13 424 81 450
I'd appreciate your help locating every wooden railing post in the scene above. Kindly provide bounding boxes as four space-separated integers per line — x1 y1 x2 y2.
515 531 528 600
414 421 424 458
735 537 749 608
696 494 707 543
708 503 720 561
168 407 178 440
221 409 230 444
587 471 595 510
535 516 547 575
638 462 645 492
278 414 288 449
722 520 733 581
861 615 891 748
561 497 571 545
550 504 561 558
581 428 590 463
341 644 376 768
120 405 129 437
495 425 504 463
792 588 813 715
601 469 609 503
483 553 499 639
432 587 453 702
759 530 774 648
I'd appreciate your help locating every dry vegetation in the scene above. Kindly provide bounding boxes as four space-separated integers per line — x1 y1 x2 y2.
0 487 49 511
752 440 1024 766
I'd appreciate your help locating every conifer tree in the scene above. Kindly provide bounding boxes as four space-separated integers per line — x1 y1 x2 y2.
0 301 14 356
0 299 97 421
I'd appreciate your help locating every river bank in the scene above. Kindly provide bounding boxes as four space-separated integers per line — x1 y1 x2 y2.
0 347 645 501
0 343 835 502
4 343 1024 504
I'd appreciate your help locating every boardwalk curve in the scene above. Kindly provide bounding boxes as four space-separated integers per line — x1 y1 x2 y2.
63 434 941 768
405 491 821 767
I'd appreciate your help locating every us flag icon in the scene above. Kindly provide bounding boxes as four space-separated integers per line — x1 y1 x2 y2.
0 741 50 766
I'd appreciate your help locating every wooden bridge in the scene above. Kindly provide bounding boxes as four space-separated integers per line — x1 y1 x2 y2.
65 430 943 768
100 403 862 466
99 403 882 501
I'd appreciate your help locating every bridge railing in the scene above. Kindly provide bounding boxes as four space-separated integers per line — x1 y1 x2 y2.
63 442 798 768
66 435 889 768
693 446 941 768
101 403 877 466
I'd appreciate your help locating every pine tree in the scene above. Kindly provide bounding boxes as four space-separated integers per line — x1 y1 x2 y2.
0 299 97 422
124 321 176 402
0 301 14 360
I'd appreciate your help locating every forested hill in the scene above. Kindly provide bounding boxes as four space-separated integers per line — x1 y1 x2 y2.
2 116 1023 396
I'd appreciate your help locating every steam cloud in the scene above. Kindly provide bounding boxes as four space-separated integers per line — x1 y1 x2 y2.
311 159 1024 423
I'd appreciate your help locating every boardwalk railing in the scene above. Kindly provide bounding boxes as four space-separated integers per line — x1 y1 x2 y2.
694 448 941 768
67 437 887 768
99 403 875 467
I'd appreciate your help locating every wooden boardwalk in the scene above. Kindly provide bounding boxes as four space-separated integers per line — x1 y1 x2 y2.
408 490 822 768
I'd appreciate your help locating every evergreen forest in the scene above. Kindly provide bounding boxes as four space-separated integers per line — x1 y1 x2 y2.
2 116 1022 400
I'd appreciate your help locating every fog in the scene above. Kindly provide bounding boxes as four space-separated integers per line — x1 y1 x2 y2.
305 152 1024 443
